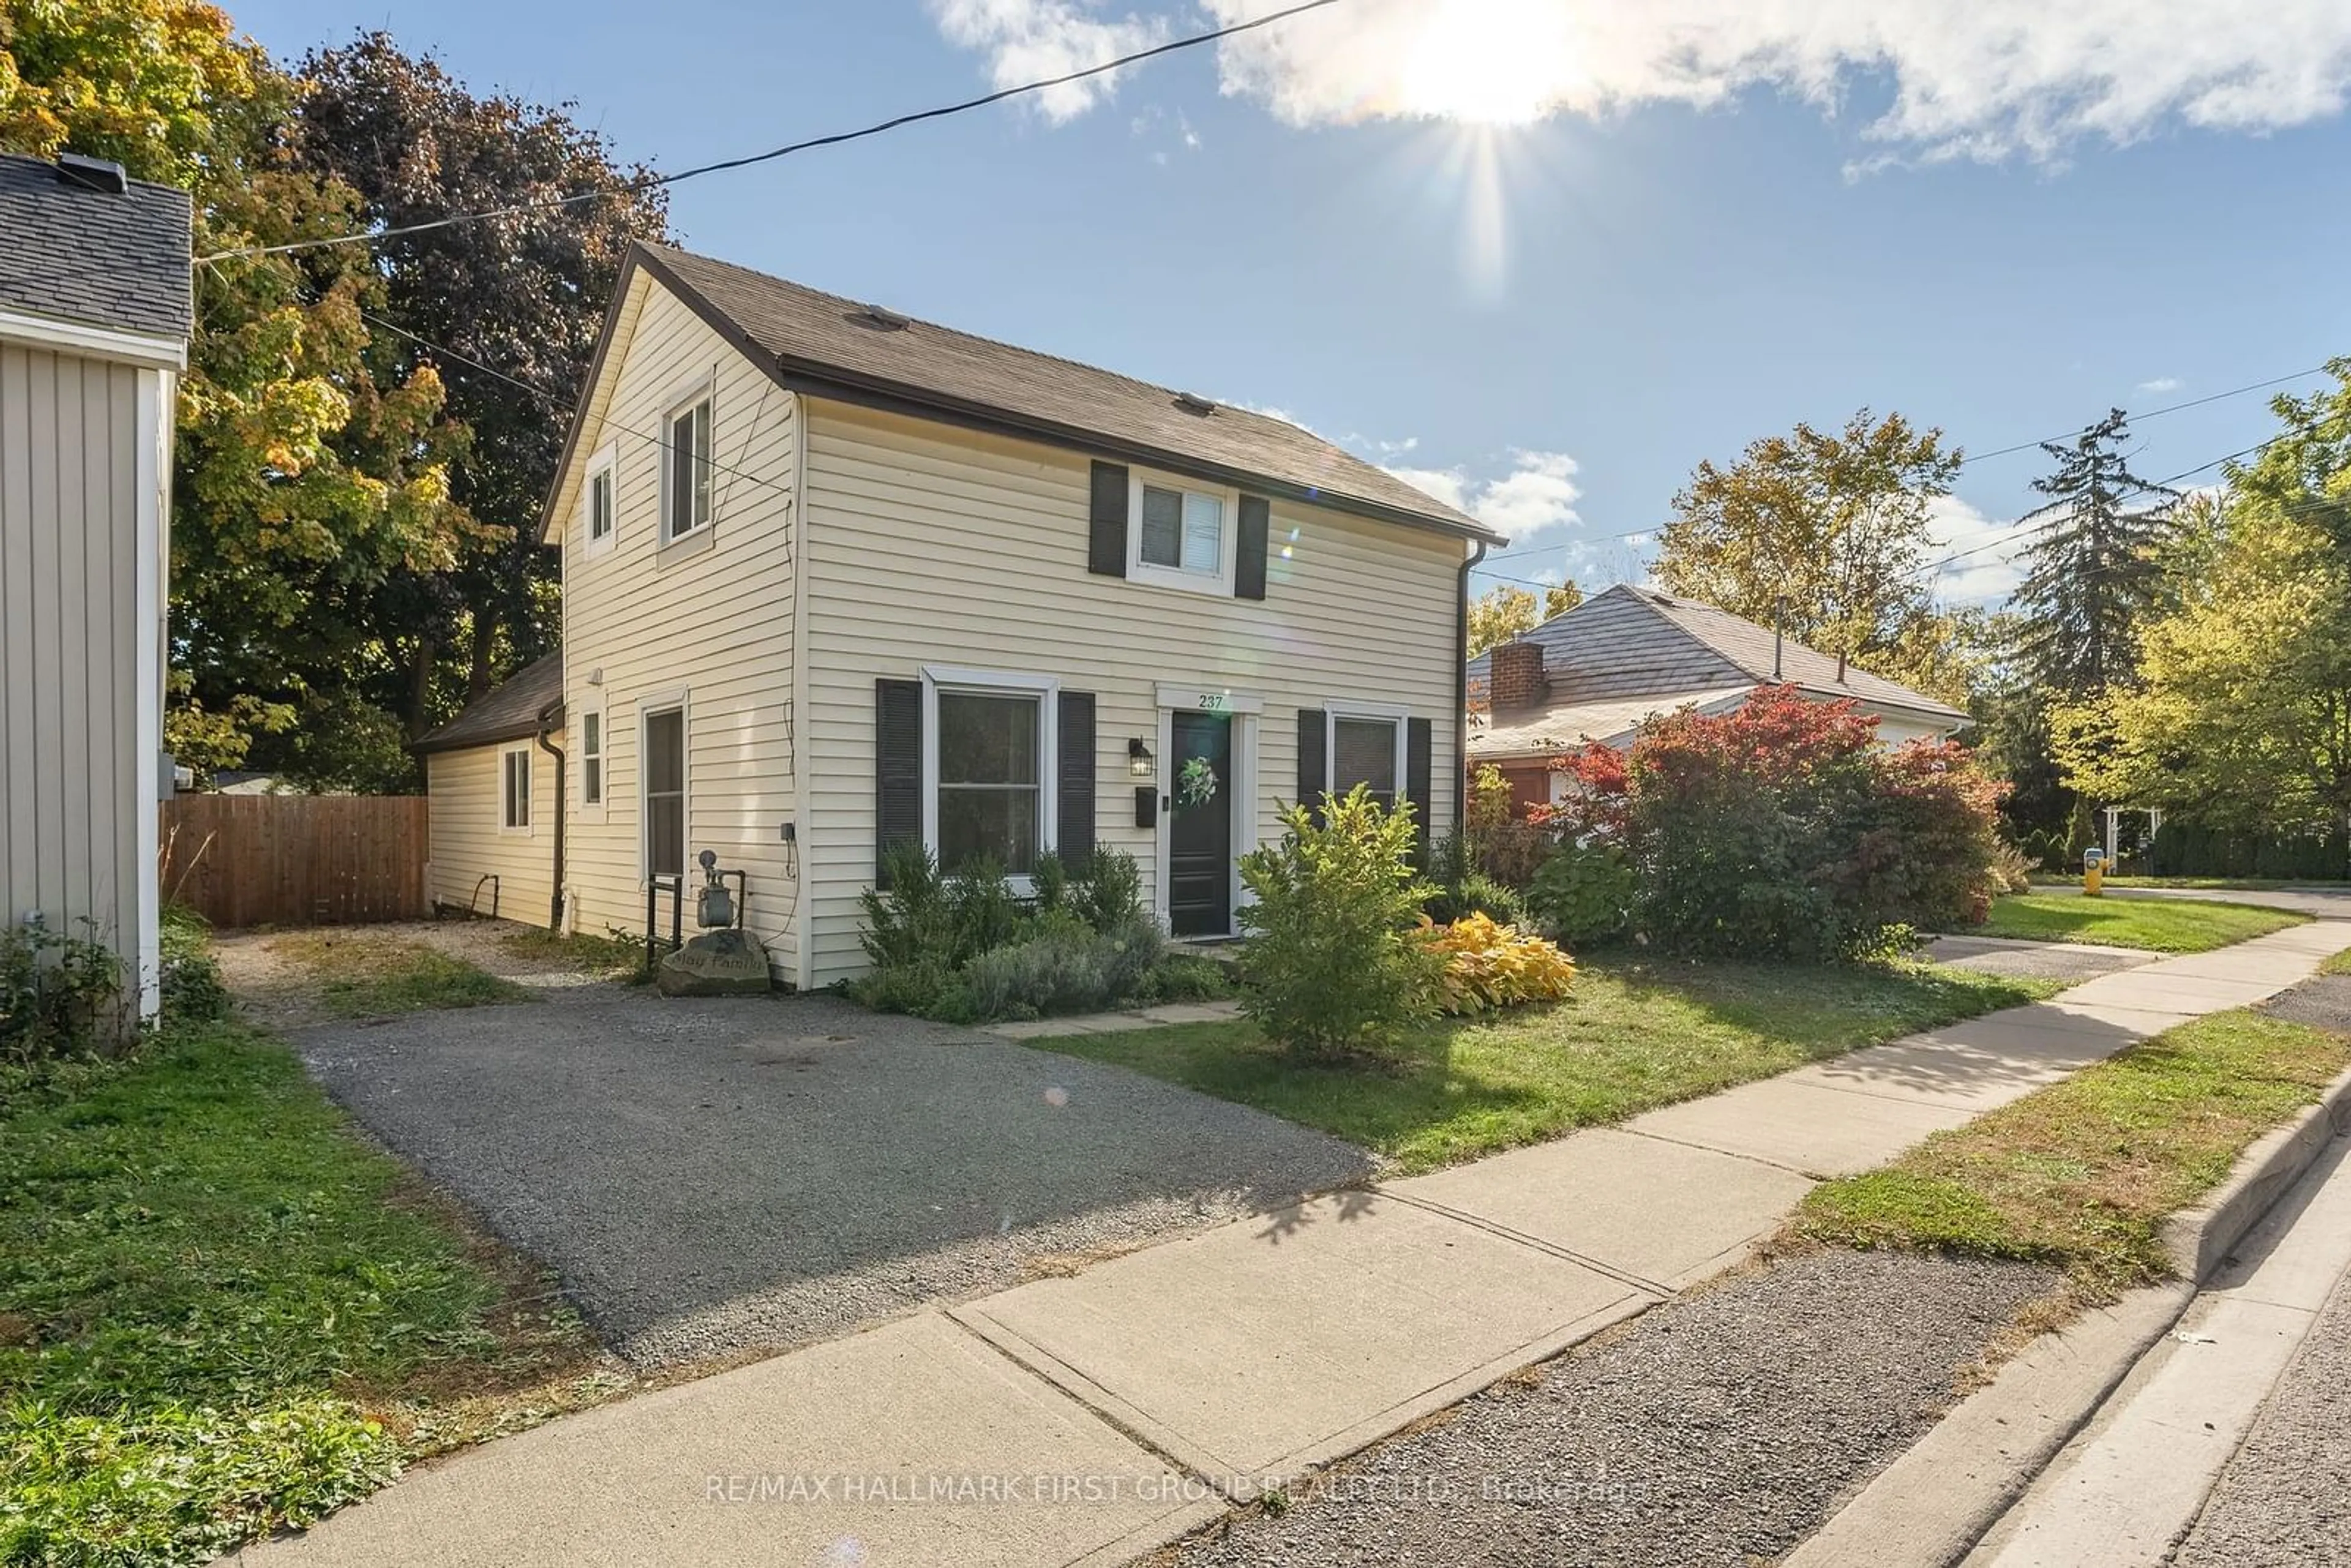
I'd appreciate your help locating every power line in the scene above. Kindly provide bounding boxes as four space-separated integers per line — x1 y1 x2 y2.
1957 364 2334 467
197 0 1351 265
361 310 797 508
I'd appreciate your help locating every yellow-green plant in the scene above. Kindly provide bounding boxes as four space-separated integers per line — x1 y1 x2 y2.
1415 913 1577 1015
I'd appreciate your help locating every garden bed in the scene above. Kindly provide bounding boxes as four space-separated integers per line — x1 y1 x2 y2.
1036 955 2055 1173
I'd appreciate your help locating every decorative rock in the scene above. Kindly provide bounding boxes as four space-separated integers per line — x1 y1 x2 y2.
656 927 773 997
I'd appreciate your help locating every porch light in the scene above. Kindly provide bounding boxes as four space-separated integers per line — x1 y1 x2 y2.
1128 738 1155 778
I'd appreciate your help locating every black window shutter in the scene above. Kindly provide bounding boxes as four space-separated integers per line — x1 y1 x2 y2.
1088 462 1129 577
875 678 924 886
1295 707 1326 823
1235 495 1269 600
1057 690 1096 867
1404 716 1434 853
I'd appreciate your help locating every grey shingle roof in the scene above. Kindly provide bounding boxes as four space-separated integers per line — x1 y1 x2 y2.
0 154 192 342
632 243 1496 542
1468 582 1968 734
412 656 564 754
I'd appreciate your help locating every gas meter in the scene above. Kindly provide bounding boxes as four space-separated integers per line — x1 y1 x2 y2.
696 849 734 928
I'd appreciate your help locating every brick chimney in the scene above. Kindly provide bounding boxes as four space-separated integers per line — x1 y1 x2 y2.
1488 640 1548 709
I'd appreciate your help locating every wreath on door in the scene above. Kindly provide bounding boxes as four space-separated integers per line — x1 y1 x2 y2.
1179 755 1220 809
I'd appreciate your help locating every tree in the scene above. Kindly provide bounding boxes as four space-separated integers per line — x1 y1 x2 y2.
2053 369 2351 833
2012 409 2180 698
1468 581 1581 656
1656 408 1962 667
3 0 477 787
290 34 670 721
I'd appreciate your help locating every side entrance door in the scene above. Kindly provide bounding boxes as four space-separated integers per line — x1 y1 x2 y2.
1166 710 1233 937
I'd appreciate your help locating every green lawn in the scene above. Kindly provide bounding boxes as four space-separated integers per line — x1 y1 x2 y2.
2324 949 2351 977
1796 1011 2351 1295
269 931 533 1018
1041 957 2057 1172
1968 893 2306 953
0 1021 609 1566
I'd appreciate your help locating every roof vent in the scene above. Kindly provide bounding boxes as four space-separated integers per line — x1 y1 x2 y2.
1172 392 1217 416
55 153 129 195
844 305 909 332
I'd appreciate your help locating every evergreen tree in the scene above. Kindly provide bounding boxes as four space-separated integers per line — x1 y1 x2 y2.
2012 410 2180 697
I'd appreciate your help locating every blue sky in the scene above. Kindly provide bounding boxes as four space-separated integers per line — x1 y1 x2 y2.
234 0 2351 604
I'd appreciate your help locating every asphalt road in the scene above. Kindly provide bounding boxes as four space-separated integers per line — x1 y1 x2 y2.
293 991 1369 1367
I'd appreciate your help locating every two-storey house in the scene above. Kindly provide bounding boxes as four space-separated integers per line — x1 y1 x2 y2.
418 242 1501 988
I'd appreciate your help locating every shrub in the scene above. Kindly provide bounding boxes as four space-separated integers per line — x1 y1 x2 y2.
1547 686 2005 960
1236 786 1443 1059
1415 913 1577 1014
1030 850 1071 914
965 930 1118 1019
1525 842 1637 946
1097 912 1164 999
1 918 126 1065
860 843 958 970
1069 848 1146 934
1459 766 1556 887
943 858 1024 956
1987 839 2037 896
1423 871 1527 928
160 907 230 1024
849 958 977 1024
1136 954 1234 1003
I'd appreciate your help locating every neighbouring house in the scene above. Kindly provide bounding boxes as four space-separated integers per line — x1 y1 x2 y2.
421 241 1502 986
1468 583 1970 812
0 152 190 1018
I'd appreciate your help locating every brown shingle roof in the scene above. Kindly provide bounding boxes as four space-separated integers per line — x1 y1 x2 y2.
630 243 1494 542
1466 583 1967 755
411 656 563 754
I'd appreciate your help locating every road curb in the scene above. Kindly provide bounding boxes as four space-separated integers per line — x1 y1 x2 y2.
1782 1054 2351 1568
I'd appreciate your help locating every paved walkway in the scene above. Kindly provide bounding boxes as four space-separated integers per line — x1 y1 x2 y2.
236 924 2351 1568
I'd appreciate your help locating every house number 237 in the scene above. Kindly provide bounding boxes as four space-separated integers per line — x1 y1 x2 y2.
1196 692 1227 711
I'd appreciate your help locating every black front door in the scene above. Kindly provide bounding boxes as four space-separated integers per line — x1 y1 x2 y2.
1167 711 1233 937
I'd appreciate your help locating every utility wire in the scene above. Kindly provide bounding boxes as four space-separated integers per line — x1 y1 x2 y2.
197 0 1351 264
1957 364 2335 467
361 310 796 508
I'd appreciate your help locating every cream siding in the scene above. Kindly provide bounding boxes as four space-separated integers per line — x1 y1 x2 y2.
800 400 1465 986
425 735 561 923
0 342 160 1008
554 276 801 969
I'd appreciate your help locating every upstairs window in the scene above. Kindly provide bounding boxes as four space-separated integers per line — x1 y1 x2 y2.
588 466 613 544
1129 472 1235 594
663 394 711 542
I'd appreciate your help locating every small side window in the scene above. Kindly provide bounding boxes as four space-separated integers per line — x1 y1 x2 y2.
580 709 604 806
581 445 618 553
501 747 533 832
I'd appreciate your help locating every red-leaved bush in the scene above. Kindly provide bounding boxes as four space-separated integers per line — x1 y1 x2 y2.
1539 686 2004 959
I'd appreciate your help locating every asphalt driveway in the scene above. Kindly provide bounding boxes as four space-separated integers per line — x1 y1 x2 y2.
294 992 1369 1367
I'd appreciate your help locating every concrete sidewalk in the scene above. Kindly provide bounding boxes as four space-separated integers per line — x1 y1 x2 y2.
238 923 2351 1568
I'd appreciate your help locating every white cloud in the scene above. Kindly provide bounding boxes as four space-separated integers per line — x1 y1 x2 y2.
1387 448 1582 541
931 0 1171 122
1927 492 2027 604
2136 375 2184 394
1164 1 2351 163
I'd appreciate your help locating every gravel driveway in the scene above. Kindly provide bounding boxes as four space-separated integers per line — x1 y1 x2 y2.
293 992 1369 1367
1168 1250 2058 1568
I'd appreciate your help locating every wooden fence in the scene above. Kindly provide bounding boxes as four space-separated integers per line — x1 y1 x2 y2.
161 795 430 928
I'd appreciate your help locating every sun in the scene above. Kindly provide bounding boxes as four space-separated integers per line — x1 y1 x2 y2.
1398 0 1574 128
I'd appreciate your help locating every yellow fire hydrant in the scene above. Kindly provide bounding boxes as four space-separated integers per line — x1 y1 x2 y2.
2084 855 2105 898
